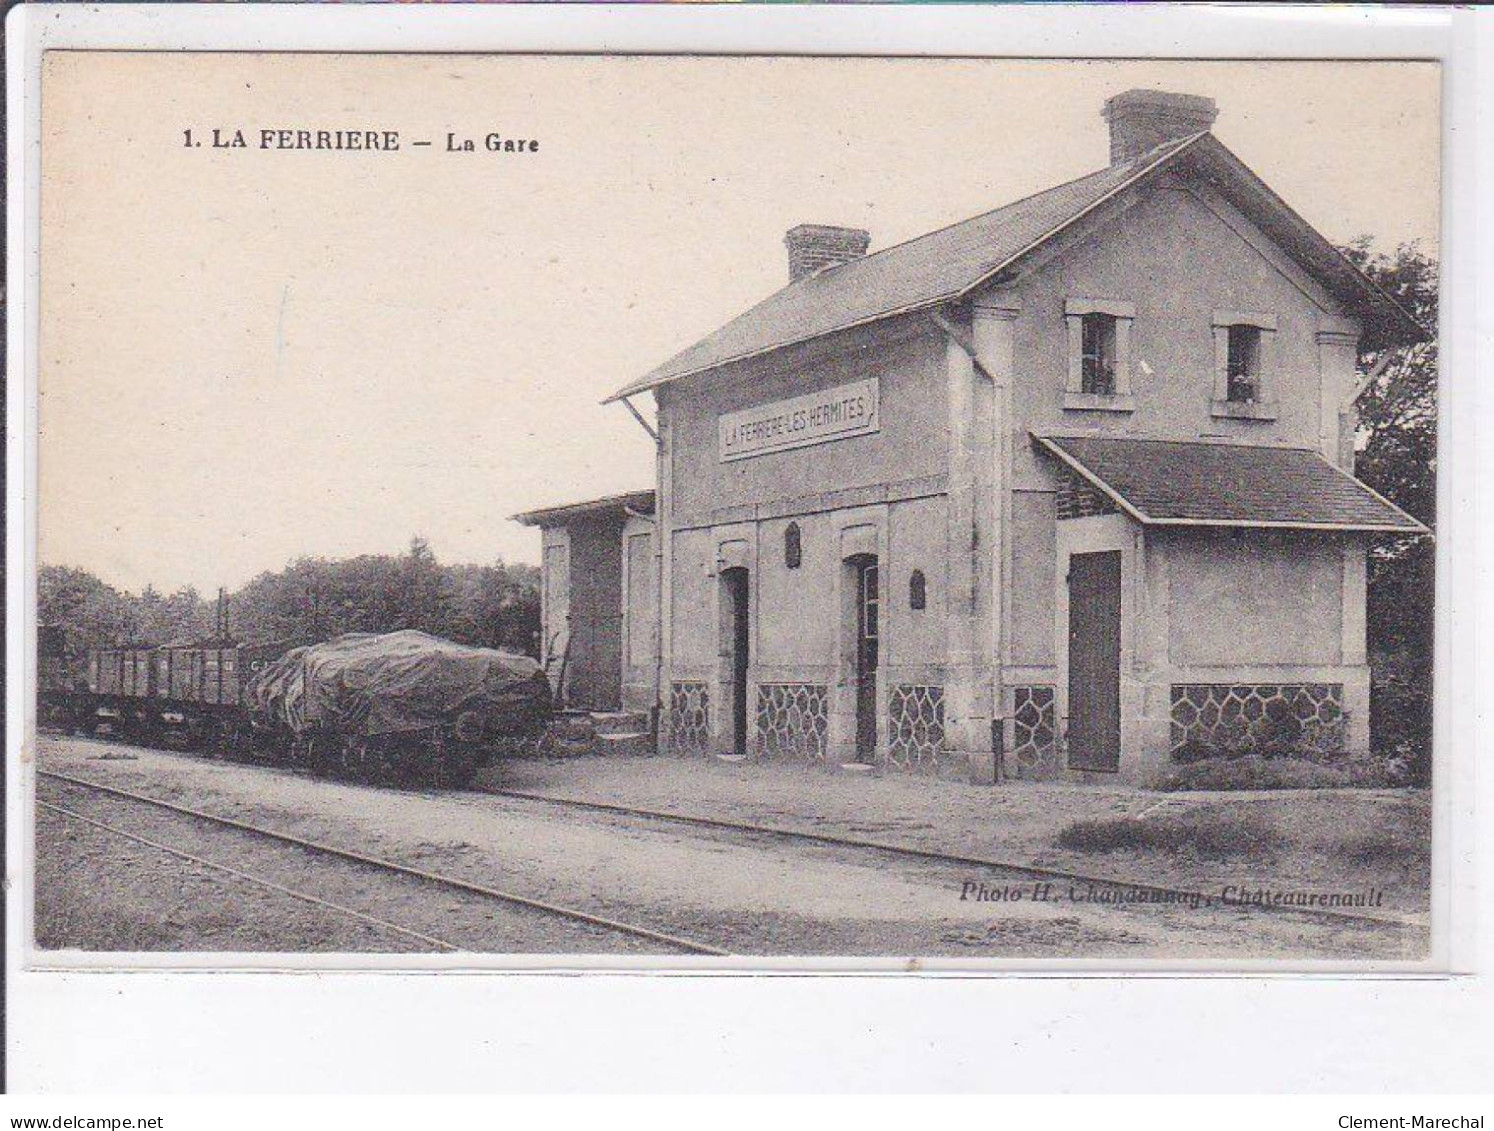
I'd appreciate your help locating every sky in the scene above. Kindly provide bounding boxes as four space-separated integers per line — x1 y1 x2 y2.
38 55 1440 594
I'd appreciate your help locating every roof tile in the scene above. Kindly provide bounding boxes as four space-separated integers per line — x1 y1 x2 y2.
1036 435 1426 533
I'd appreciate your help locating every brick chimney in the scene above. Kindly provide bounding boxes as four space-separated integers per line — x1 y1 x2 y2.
784 224 871 282
1102 89 1217 165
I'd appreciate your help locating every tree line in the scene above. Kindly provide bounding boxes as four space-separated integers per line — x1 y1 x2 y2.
39 537 541 661
1342 239 1436 783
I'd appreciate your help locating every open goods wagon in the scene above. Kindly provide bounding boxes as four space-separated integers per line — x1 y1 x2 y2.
43 626 551 787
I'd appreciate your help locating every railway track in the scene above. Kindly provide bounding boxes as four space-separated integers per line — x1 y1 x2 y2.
38 736 1422 941
38 797 466 952
481 788 1423 933
38 769 731 957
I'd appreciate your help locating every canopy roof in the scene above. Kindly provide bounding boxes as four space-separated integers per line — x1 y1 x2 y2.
1035 435 1428 534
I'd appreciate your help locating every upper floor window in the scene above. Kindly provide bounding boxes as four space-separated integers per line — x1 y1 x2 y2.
1080 314 1118 396
1065 298 1135 411
1212 311 1278 420
1226 324 1262 403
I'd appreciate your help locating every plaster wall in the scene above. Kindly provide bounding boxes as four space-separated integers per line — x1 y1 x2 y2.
884 495 949 680
1166 529 1344 669
661 318 948 522
621 516 659 714
1003 182 1358 490
754 510 841 675
539 528 570 672
1010 489 1058 670
669 526 718 675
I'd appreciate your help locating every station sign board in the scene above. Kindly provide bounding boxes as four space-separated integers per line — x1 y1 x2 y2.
718 378 880 463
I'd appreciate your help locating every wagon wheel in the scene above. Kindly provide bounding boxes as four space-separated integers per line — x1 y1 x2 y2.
377 736 414 783
423 746 475 790
339 734 371 779
303 734 339 777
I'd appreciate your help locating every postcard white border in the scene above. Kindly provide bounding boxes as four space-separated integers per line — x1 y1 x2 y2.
7 2 1490 1093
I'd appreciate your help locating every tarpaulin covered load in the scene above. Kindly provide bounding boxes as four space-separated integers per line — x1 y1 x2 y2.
248 630 550 739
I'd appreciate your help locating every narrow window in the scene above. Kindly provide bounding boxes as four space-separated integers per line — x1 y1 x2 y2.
1226 324 1262 403
1080 313 1117 396
909 569 927 611
784 522 802 569
862 565 879 644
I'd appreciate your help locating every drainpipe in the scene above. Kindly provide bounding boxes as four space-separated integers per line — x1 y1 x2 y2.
614 394 666 737
931 299 1020 782
930 309 986 777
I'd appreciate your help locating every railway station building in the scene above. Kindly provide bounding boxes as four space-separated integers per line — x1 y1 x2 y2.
515 89 1427 785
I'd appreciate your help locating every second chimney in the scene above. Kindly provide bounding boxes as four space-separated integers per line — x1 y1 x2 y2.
784 224 871 282
1102 89 1217 165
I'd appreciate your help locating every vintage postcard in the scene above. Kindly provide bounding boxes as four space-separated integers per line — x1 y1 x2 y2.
28 50 1442 969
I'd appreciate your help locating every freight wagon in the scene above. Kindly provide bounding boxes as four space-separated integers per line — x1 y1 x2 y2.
84 636 304 746
40 625 553 786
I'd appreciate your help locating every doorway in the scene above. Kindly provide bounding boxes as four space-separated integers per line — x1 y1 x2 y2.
720 567 750 758
850 555 880 762
1067 550 1122 772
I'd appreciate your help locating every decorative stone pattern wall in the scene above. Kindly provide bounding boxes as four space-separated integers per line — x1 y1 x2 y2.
1170 683 1345 757
1009 685 1061 779
755 683 830 763
668 681 710 757
886 684 946 773
1056 467 1117 520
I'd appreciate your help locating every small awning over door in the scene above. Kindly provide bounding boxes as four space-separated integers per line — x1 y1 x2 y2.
1034 435 1428 534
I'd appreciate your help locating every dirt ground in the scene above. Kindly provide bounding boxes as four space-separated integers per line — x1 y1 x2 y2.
482 751 1432 918
35 802 426 953
31 735 1428 961
36 774 673 955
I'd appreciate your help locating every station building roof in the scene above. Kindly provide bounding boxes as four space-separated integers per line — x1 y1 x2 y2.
607 132 1426 404
511 489 657 529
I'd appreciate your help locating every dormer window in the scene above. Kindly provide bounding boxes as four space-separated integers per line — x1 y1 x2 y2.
1080 314 1118 396
1226 324 1262 403
1064 298 1135 412
1212 311 1278 420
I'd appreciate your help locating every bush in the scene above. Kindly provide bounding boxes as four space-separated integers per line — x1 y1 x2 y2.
1338 831 1417 871
1152 754 1399 792
1370 651 1433 787
1170 714 1348 765
1056 811 1284 860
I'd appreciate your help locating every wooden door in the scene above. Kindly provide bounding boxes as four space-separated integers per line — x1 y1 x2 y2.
1067 551 1121 772
855 559 880 761
723 568 750 758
